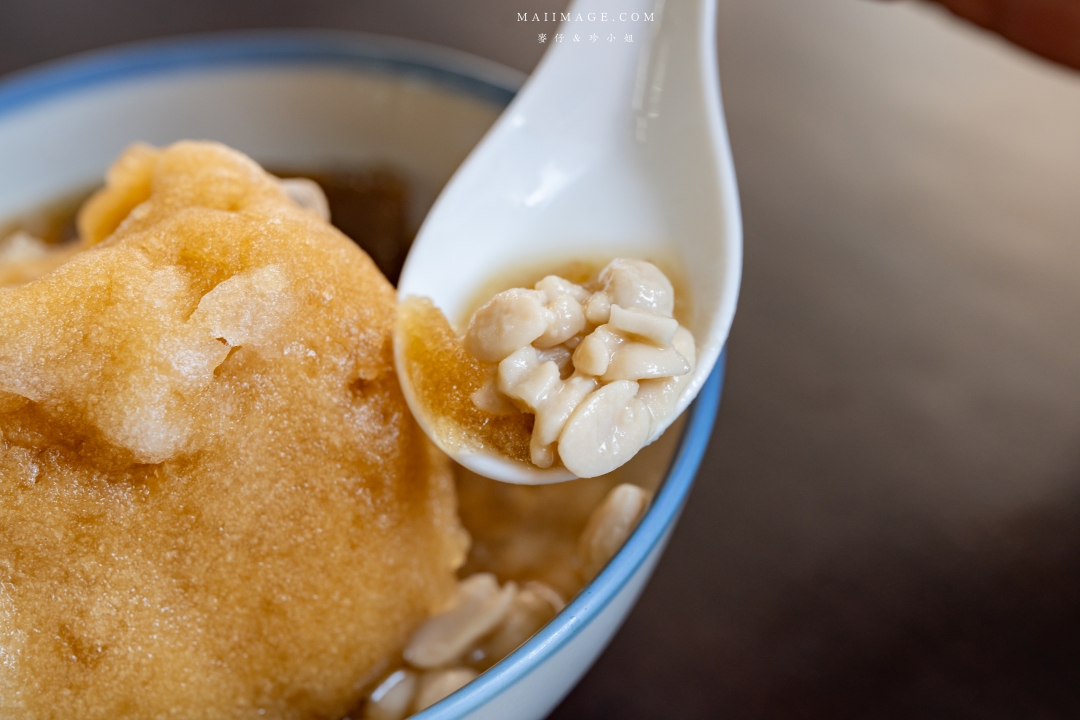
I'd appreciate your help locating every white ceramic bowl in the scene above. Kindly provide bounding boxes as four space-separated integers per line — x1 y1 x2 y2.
0 31 731 719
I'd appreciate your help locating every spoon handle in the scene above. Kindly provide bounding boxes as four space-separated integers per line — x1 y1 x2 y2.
508 0 716 158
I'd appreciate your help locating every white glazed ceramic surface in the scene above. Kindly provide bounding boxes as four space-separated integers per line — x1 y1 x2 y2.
0 31 729 719
397 0 741 484
0 35 519 229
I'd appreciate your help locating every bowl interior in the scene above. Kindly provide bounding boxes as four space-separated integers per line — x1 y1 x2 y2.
0 33 520 228
0 32 724 719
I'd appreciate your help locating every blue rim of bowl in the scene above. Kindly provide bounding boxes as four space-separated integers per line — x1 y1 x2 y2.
0 29 523 116
0 30 726 718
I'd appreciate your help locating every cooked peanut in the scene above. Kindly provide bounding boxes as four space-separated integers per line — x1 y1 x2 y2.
465 289 554 362
523 580 566 612
473 582 563 669
412 668 480 713
364 669 418 720
534 293 585 348
530 375 598 467
571 325 625 377
583 291 612 325
536 345 574 378
0 231 48 263
558 381 652 478
403 574 517 669
608 303 679 345
600 342 691 383
598 258 675 316
535 274 589 303
529 437 556 469
533 376 599 447
497 348 561 411
456 258 695 475
279 177 330 221
470 372 518 416
579 483 652 581
636 326 697 433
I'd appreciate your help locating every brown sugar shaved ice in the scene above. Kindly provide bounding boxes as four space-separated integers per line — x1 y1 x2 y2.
0 141 468 719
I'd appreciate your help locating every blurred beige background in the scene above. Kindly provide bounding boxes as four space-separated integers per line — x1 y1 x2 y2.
3 0 1080 716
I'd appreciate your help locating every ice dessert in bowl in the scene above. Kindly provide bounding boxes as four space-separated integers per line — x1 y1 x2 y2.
0 29 736 720
0 140 469 717
0 139 677 719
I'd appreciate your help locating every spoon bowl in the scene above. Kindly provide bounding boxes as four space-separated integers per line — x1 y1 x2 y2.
396 0 741 483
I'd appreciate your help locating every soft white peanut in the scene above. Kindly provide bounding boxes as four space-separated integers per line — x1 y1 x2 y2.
498 348 561 411
533 376 599 447
523 580 566 612
459 259 695 475
530 375 599 467
637 375 686 436
571 325 625 377
530 436 556 469
474 582 563 669
0 231 48 264
470 372 518 416
496 345 541 392
365 669 418 720
535 274 590 303
636 326 697 434
536 345 574 378
534 294 585 348
466 289 554 362
608 304 679 345
579 483 652 581
670 323 696 365
599 259 675 317
558 381 652 478
601 342 691 383
403 574 516 669
279 177 330 221
413 668 480 713
583 291 612 325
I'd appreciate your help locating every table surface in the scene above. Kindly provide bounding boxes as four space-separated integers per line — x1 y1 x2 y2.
4 0 1080 717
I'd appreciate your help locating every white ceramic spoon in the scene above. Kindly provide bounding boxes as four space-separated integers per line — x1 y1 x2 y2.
395 0 741 484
